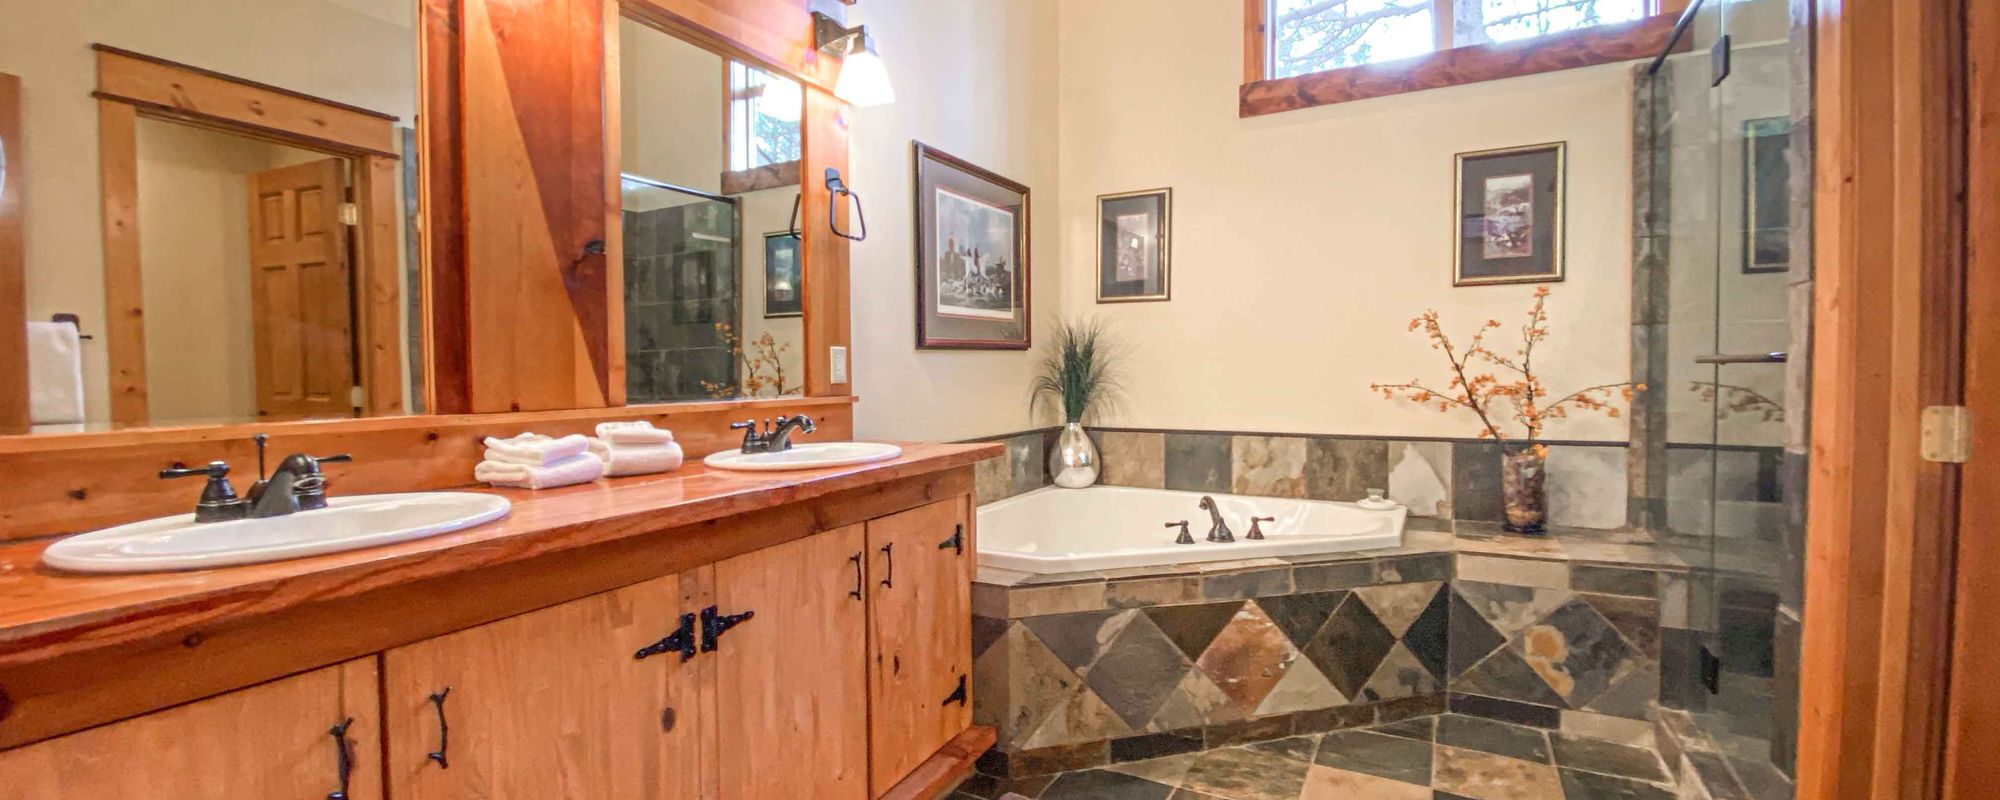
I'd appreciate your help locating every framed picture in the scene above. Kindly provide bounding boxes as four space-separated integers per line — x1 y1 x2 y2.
1742 116 1792 274
1453 142 1566 286
914 142 1031 349
1096 188 1172 303
763 231 802 317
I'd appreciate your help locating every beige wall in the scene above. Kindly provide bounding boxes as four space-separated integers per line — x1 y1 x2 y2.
135 120 329 425
738 185 804 394
847 0 1065 442
0 0 415 424
620 16 724 194
1052 0 1637 442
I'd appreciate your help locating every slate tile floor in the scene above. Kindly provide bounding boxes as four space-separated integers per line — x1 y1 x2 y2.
953 714 1677 800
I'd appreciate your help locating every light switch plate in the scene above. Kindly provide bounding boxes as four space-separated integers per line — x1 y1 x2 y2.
830 346 848 384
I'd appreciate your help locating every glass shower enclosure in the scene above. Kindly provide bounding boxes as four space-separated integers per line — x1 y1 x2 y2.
1636 0 1805 791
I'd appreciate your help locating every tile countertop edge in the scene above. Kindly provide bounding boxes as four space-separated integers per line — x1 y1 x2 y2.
0 441 999 656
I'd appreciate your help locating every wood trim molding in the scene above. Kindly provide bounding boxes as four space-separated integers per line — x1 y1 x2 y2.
419 0 470 415
1239 12 1682 116
1943 0 1998 796
0 73 25 435
92 46 398 158
604 0 628 408
620 0 839 93
96 99 146 426
1796 0 1968 796
1241 0 1266 87
878 725 997 800
355 156 407 417
0 394 858 542
801 86 852 395
720 159 801 196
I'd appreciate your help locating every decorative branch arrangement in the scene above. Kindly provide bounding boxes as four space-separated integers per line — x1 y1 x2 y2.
1031 318 1124 425
703 323 802 399
1689 381 1784 422
1371 286 1644 449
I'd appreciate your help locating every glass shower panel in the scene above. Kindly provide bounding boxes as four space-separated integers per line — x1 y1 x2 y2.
621 175 742 403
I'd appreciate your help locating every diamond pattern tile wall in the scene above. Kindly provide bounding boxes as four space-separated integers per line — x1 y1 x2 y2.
1087 612 1197 729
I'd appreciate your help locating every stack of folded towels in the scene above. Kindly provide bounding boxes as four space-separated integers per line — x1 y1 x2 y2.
587 421 684 477
474 432 605 489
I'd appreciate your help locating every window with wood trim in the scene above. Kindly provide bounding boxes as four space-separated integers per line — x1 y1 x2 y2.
725 61 800 172
1245 0 1686 115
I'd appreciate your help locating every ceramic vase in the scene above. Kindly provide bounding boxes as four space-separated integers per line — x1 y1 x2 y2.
1502 447 1548 534
1049 422 1100 489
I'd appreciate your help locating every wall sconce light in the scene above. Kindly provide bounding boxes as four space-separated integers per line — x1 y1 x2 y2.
813 12 895 108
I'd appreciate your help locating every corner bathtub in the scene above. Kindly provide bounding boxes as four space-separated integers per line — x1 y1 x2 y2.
976 485 1406 575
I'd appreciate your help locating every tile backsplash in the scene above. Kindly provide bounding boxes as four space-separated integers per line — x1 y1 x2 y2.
970 428 1655 531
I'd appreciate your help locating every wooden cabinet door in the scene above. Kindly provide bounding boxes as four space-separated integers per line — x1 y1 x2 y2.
714 524 869 800
866 497 975 795
0 658 381 800
382 568 715 800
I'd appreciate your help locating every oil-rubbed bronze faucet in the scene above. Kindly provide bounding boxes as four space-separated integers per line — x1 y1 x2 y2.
1197 496 1234 543
731 414 817 454
1166 520 1194 545
161 433 351 522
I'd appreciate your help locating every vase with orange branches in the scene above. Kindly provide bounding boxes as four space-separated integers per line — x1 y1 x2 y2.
1370 286 1644 533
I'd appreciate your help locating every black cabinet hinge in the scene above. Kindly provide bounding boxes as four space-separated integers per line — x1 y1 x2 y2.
635 612 699 662
942 674 968 707
700 605 755 652
939 524 965 555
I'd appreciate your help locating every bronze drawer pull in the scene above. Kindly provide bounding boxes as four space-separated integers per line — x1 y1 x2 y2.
849 553 864 600
879 542 894 589
426 688 452 769
327 717 354 800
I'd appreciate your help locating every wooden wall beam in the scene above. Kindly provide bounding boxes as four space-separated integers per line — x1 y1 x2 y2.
96 99 146 427
801 86 850 396
420 0 470 415
92 46 398 158
0 73 25 435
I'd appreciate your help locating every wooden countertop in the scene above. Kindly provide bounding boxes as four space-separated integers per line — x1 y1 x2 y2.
0 441 996 665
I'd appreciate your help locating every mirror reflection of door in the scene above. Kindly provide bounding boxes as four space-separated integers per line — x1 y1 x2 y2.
247 158 357 421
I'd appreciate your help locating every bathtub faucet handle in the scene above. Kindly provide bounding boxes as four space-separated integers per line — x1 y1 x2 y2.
1166 520 1195 545
1247 516 1275 540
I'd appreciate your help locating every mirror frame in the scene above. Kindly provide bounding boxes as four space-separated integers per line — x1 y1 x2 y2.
0 0 860 541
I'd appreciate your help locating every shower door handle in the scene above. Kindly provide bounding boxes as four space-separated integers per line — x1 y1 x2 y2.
1694 352 1788 364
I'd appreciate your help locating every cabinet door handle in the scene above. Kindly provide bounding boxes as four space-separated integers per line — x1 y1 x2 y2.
938 524 965 555
879 542 895 589
426 688 452 769
635 613 699 662
848 552 864 600
327 717 355 800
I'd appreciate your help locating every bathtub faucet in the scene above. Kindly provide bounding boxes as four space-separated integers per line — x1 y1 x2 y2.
1197 496 1234 543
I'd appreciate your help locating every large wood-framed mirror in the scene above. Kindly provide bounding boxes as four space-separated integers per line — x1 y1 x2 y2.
0 0 422 434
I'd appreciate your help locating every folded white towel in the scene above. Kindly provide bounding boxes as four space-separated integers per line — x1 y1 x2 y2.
474 452 605 489
587 439 683 477
594 421 675 446
26 322 84 425
482 433 590 466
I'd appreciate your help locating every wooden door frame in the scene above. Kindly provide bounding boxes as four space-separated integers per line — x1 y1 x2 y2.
88 45 406 426
1942 0 1999 796
1795 0 1970 796
0 72 25 434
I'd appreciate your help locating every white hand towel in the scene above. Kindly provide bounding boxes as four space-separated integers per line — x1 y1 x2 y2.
482 433 590 466
594 421 675 446
474 452 605 489
26 322 84 425
587 439 683 477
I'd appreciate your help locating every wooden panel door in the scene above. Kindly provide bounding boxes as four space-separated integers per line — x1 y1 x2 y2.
247 158 356 421
383 567 715 800
866 498 975 795
0 658 381 799
714 525 869 800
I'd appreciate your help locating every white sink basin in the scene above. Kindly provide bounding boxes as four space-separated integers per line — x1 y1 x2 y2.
42 492 512 574
703 442 904 471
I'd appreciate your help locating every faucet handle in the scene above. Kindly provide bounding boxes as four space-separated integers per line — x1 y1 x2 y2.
161 461 231 480
160 461 247 523
1166 520 1194 545
316 454 353 466
1247 516 1275 540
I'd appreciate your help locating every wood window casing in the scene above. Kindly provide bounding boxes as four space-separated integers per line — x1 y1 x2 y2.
1241 0 1691 116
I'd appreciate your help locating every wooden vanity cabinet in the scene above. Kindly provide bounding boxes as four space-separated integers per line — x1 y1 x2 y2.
0 659 382 799
865 498 975 797
381 567 717 799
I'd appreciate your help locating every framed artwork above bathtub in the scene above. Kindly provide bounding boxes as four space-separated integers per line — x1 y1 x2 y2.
1453 142 1566 286
1096 188 1172 303
913 142 1032 349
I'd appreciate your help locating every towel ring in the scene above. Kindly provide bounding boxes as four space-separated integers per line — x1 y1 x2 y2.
824 168 867 242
